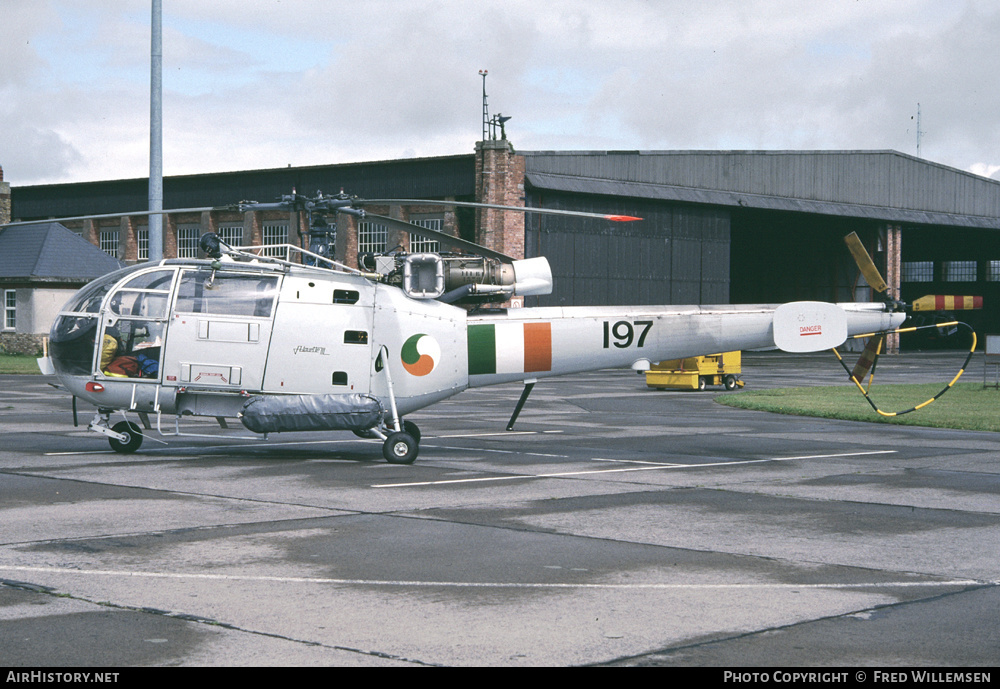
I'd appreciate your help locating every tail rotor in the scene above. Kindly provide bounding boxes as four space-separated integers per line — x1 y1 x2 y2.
837 232 981 415
843 231 982 317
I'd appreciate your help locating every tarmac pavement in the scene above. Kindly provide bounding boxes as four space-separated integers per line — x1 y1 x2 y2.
0 351 998 667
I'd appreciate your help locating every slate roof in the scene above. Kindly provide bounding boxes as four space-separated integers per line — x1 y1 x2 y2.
0 222 124 282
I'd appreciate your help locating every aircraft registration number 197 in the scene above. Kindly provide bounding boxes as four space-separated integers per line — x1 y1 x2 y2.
602 320 653 349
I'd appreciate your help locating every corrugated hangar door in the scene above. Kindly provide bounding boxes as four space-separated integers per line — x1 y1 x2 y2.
523 191 730 307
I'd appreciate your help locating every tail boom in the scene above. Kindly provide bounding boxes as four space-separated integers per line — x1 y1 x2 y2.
466 302 904 387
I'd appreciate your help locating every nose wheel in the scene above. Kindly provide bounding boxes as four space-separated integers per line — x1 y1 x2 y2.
109 420 143 454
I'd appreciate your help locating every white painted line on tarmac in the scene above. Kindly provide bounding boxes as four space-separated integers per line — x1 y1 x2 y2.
371 450 897 488
0 565 985 590
591 458 688 466
43 438 361 457
43 430 566 456
427 445 569 459
434 430 564 438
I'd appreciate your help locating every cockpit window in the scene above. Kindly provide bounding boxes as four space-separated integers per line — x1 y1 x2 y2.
122 270 174 291
98 269 176 380
175 270 279 318
107 270 175 320
60 265 148 314
108 291 170 319
49 315 99 376
99 319 165 379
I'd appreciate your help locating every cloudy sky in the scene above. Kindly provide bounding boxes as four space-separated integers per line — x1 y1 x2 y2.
3 0 1000 187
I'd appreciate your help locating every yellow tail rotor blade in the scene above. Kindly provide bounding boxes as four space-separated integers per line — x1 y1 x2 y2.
912 295 983 312
850 334 884 386
844 232 888 293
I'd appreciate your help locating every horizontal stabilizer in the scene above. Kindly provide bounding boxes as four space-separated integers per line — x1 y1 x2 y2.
773 302 848 353
911 295 983 312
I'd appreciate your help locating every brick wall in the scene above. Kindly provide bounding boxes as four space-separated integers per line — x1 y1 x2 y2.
474 140 526 260
0 166 11 226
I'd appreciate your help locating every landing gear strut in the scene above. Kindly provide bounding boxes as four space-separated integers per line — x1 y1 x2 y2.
375 345 420 464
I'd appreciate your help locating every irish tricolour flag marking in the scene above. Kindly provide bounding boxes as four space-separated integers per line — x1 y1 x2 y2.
468 322 552 376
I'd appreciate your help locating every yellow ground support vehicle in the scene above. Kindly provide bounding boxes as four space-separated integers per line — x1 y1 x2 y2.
645 351 744 391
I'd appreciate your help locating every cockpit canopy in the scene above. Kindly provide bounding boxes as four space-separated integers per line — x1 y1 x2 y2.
49 265 150 377
49 262 282 378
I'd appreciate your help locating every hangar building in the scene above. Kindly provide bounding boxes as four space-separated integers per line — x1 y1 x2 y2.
7 143 1000 347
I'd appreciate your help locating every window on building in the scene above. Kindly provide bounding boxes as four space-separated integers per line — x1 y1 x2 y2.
409 218 442 253
989 261 1000 282
177 226 200 258
100 230 119 257
901 261 933 282
3 290 15 330
359 221 388 254
217 224 244 248
262 223 288 257
137 227 149 261
942 260 977 282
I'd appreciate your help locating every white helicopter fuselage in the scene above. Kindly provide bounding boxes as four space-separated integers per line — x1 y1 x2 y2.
49 258 905 429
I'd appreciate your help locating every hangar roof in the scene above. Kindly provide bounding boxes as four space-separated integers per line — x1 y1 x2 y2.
523 150 1000 229
10 155 476 221
11 149 1000 230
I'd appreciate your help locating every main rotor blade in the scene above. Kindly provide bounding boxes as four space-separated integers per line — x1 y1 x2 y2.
355 198 642 222
0 206 228 227
843 232 888 293
1 206 220 228
362 213 516 263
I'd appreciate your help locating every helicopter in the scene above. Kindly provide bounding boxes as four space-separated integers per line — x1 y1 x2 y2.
19 192 978 464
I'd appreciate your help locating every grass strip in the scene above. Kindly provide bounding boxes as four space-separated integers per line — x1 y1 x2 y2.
716 382 1000 432
0 354 44 375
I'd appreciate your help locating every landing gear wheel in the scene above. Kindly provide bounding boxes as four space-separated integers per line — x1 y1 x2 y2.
109 420 143 454
402 419 421 443
383 431 418 464
723 375 737 390
698 376 707 391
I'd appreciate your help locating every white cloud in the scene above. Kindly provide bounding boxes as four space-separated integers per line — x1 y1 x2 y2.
2 0 1000 185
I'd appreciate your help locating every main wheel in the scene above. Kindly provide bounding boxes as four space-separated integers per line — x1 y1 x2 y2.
382 431 418 464
109 420 143 454
698 376 707 391
723 375 737 390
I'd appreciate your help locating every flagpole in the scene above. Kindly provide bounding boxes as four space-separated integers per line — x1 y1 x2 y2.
149 0 163 262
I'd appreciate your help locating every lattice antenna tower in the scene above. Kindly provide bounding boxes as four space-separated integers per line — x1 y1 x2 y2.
479 70 489 141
